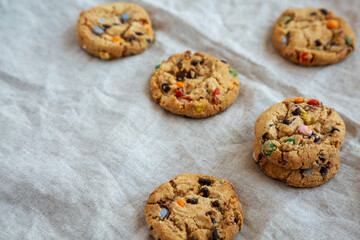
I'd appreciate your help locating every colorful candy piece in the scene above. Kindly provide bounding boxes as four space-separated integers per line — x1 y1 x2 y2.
155 64 161 69
284 138 295 144
112 36 121 42
121 13 130 22
99 18 105 23
178 96 192 103
196 103 204 113
174 88 183 97
99 52 110 60
301 52 310 62
307 99 319 106
302 113 312 125
212 96 221 105
92 26 104 35
327 19 339 29
213 88 220 95
345 38 352 45
285 18 292 24
298 125 312 136
176 82 184 88
177 199 185 207
294 97 304 104
262 141 275 156
160 208 168 218
229 69 237 77
282 36 287 44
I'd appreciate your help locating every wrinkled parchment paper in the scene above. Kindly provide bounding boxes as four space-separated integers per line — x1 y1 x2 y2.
0 0 359 239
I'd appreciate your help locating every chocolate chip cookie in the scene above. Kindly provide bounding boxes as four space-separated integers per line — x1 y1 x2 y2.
76 2 154 60
145 173 243 240
253 97 345 187
150 51 240 118
272 8 356 66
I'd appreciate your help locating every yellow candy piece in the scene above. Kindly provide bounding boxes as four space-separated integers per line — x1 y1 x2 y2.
99 52 110 60
176 82 184 88
195 103 203 113
302 113 312 125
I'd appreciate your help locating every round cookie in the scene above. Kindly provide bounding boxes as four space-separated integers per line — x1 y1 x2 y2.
150 51 240 118
272 8 356 66
76 2 154 60
254 151 340 188
145 173 243 240
253 97 345 170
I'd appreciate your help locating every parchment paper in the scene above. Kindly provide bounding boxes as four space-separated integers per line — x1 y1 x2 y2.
0 0 359 239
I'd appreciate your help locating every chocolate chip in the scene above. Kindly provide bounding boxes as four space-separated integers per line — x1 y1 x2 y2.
102 24 111 29
211 217 217 223
135 32 144 36
212 200 220 207
300 169 304 174
262 133 269 143
269 124 275 127
292 107 301 116
186 198 198 204
320 166 328 176
212 229 220 240
234 213 239 223
176 61 183 70
282 119 291 125
186 70 197 79
200 187 209 197
190 238 197 240
150 226 153 230
315 39 322 46
205 211 213 216
331 128 340 134
318 155 326 162
161 83 170 93
221 60 227 64
176 71 186 81
129 36 136 42
146 38 151 43
112 23 120 26
314 135 321 143
258 154 263 160
286 32 291 39
320 8 328 15
310 11 317 16
199 178 212 186
330 42 336 46
191 59 200 66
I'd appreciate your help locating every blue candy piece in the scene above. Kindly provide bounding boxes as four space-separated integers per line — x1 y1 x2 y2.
282 36 287 44
99 18 105 23
93 26 104 35
160 208 167 218
121 13 130 22
305 169 311 174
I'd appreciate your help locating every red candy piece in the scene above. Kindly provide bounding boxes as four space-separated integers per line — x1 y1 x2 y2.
213 88 220 95
301 52 309 62
174 88 183 97
178 96 192 103
307 99 320 106
212 96 221 105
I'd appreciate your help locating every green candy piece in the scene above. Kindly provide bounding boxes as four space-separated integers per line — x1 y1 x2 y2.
345 38 352 45
155 64 161 69
285 18 292 24
229 69 237 77
284 138 295 144
262 141 275 156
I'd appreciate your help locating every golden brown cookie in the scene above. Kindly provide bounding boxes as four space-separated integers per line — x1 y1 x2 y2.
145 173 243 240
254 150 340 188
150 51 240 118
76 2 154 60
272 8 356 66
253 97 345 170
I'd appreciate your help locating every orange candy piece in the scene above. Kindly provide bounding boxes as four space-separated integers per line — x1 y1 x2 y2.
112 36 121 42
294 97 304 104
176 82 184 88
177 199 185 207
327 20 339 29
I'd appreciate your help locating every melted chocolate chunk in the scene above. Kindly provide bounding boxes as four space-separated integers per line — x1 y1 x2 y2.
161 83 170 93
310 11 317 16
320 8 328 15
314 135 321 143
102 24 111 29
146 38 151 43
199 178 212 186
186 70 197 79
176 61 183 70
320 166 328 176
292 107 301 116
191 59 200 66
200 187 209 197
234 213 239 223
258 154 263 160
300 169 304 174
318 155 326 162
282 119 291 125
129 36 137 42
315 39 322 46
331 128 340 134
212 200 220 207
176 71 186 81
150 226 153 230
186 198 198 204
212 229 220 240
211 217 217 223
205 211 213 216
135 32 144 36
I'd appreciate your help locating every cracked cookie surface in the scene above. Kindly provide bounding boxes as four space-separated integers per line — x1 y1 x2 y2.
272 8 356 66
145 173 243 240
76 2 154 60
150 51 240 118
253 97 345 170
